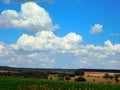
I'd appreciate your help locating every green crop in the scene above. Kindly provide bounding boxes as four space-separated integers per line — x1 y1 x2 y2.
0 76 120 90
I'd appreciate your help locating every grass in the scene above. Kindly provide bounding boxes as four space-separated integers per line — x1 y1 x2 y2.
0 76 120 90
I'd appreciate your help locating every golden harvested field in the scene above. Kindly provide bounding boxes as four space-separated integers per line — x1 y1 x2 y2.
84 71 120 84
84 71 119 76
85 76 116 84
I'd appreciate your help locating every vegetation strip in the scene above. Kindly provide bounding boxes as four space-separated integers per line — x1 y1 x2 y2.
0 76 120 90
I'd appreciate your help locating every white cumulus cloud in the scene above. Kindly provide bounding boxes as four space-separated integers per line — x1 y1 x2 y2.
0 2 120 69
73 40 120 69
1 39 120 69
12 31 82 51
90 24 103 34
0 43 4 53
12 0 54 4
0 45 55 68
0 2 58 31
4 0 10 4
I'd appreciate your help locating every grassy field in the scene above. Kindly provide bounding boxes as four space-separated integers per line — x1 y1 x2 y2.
0 76 120 90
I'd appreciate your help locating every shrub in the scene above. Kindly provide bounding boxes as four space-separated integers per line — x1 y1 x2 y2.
114 74 120 83
75 76 86 82
65 76 71 81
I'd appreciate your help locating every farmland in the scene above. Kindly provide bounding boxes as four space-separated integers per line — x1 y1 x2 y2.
0 66 120 90
0 76 120 90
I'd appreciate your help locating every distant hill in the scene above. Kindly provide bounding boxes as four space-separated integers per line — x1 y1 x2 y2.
0 66 120 73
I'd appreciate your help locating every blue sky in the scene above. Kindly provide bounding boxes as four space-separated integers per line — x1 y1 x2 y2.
0 0 120 69
0 0 120 45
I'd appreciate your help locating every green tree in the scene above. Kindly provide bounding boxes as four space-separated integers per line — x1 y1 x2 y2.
74 69 84 76
103 73 110 79
114 74 120 83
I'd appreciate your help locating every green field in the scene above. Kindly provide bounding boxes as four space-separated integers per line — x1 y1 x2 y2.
0 76 120 90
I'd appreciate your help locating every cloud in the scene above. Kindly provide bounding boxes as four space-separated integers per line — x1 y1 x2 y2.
10 32 120 69
110 33 119 36
73 40 120 69
3 0 54 4
0 44 55 68
4 0 10 4
0 2 58 31
0 43 4 53
90 24 103 34
11 31 82 51
1 2 120 69
10 39 120 69
12 0 54 4
1 39 120 69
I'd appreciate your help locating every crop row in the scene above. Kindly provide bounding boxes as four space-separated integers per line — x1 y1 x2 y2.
0 76 120 90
